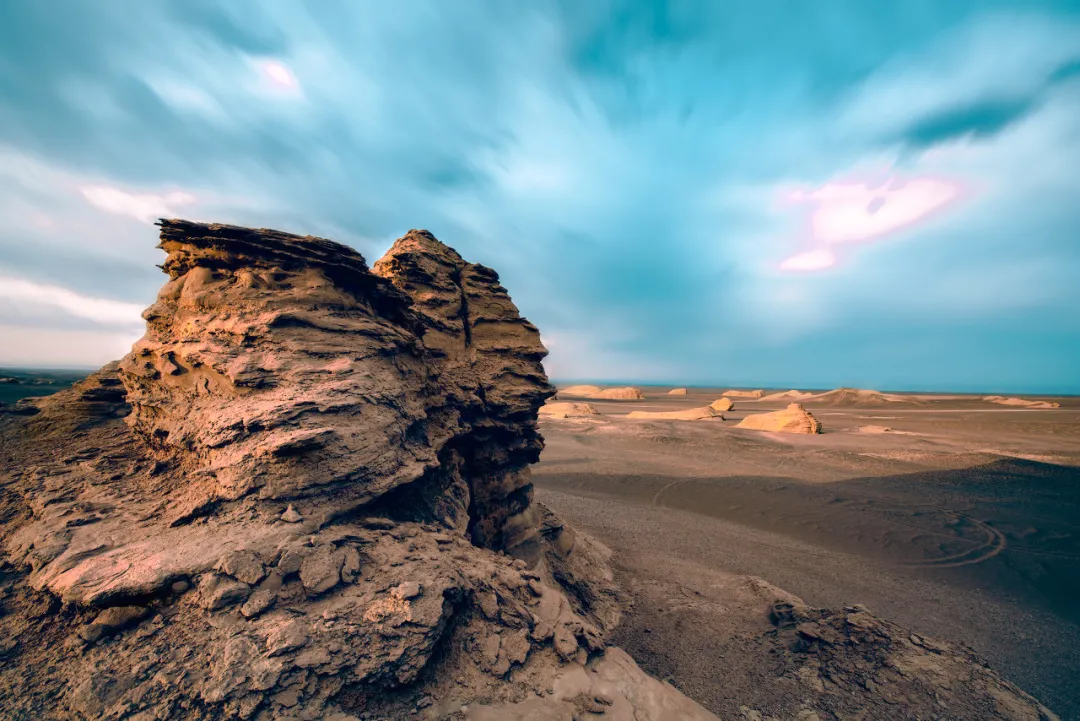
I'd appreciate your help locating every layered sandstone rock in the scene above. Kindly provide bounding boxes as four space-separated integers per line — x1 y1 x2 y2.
0 221 715 721
709 397 734 412
736 403 822 434
627 407 722 421
539 401 602 419
723 389 764 399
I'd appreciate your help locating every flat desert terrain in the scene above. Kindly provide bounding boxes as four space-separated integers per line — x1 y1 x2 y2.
534 387 1080 718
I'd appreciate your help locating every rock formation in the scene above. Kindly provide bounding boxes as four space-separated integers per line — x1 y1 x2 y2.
709 397 734 412
560 386 645 401
539 401 601 419
736 403 822 434
0 221 716 721
667 388 687 395
626 407 723 421
722 389 764 399
984 396 1061 409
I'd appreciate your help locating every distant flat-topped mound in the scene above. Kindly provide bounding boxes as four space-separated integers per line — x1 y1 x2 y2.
668 388 687 395
539 401 601 418
737 403 822 434
758 390 814 402
801 388 915 406
984 395 1061 409
723 389 764 398
627 406 722 421
709 397 734 412
560 385 645 401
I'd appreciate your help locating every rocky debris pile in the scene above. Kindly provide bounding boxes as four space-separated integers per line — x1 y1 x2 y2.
984 396 1061 409
736 403 822 434
627 407 723 421
709 397 734 412
757 389 814 402
762 601 1059 720
560 386 646 401
723 389 764 399
539 402 601 419
667 388 687 395
0 220 716 721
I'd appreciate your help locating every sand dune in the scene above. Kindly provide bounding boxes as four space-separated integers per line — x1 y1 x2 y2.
723 389 764 398
984 396 1061 409
736 403 822 434
539 401 601 418
627 406 723 421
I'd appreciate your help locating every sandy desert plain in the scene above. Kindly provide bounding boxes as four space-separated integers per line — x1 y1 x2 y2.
534 385 1080 718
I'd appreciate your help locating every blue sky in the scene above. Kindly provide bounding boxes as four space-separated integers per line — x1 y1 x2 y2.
1 1 1078 393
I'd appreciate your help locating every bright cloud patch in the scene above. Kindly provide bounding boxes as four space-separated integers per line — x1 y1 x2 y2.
793 178 961 244
780 247 837 272
0 275 145 326
80 185 197 223
780 175 962 272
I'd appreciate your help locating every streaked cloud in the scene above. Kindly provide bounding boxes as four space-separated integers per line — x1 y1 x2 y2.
80 185 197 223
0 275 145 326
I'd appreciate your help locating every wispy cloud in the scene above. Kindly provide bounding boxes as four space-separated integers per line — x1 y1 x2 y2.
80 185 198 223
0 275 145 326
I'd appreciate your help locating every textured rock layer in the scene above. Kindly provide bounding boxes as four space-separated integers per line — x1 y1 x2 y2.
736 403 823 434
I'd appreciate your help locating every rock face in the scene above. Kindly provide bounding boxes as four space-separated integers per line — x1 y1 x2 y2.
667 388 687 395
561 386 646 401
539 401 601 419
736 403 822 434
627 407 723 421
984 395 1061 409
0 220 716 721
723 389 764 399
709 397 734 412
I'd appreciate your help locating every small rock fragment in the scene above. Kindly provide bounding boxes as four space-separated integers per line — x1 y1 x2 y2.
281 505 302 523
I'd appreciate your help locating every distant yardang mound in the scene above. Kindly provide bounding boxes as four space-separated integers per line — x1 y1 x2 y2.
539 401 601 418
668 387 687 395
560 385 645 401
801 388 916 406
627 406 722 421
709 397 735 412
723 389 764 398
758 389 814 402
0 220 716 720
984 395 1061 409
737 403 823 434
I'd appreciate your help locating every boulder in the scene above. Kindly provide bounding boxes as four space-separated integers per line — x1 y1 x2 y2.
709 397 734 412
736 403 822 434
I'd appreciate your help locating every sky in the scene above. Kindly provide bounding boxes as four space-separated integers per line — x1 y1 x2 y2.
1 1 1078 393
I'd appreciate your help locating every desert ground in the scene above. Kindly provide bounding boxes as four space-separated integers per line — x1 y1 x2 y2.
535 386 1080 718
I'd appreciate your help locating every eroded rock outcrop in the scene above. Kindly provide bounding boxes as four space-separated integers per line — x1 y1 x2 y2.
757 389 814 402
0 221 716 721
667 388 687 395
736 403 822 434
